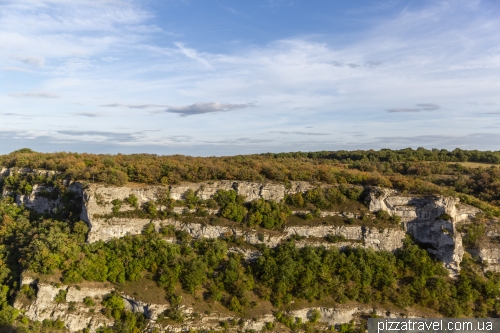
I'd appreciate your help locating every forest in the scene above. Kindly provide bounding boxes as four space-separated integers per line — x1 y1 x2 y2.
0 148 499 332
2 147 500 215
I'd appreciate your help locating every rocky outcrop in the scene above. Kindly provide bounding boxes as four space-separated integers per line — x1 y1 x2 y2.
3 174 484 275
121 295 169 321
0 168 75 214
80 181 315 220
368 187 480 275
84 216 405 252
466 220 500 272
15 281 113 332
15 276 171 332
16 274 419 333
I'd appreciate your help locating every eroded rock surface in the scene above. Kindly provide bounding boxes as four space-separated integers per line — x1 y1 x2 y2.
16 274 420 333
368 187 480 274
15 280 113 332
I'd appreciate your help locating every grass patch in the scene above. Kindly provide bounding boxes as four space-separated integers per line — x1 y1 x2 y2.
114 276 168 305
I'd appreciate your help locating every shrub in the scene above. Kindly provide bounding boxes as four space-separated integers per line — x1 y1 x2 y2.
221 203 247 223
247 199 291 229
308 309 321 323
142 201 157 217
84 296 95 306
183 189 199 206
375 210 390 220
124 194 139 208
437 213 453 221
213 190 247 222
111 199 122 214
54 289 67 303
285 192 305 207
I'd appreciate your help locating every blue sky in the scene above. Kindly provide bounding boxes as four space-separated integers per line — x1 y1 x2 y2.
1 0 500 156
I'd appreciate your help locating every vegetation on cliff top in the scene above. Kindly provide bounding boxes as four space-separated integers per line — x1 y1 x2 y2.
1 148 499 215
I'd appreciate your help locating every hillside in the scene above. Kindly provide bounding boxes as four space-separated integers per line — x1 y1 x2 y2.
0 148 499 332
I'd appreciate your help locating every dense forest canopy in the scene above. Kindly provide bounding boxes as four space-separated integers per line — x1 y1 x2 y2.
2 148 500 215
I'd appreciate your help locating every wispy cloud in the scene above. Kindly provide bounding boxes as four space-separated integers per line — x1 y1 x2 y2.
270 131 330 136
9 92 60 98
330 61 383 68
387 103 441 113
74 112 102 117
11 55 45 67
166 102 255 116
174 42 213 69
373 133 500 149
101 103 167 109
56 130 139 142
0 112 24 116
1 1 500 155
416 103 440 111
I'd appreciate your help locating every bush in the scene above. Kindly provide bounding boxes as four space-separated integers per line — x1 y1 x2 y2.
84 296 95 306
308 309 321 323
124 194 138 208
437 213 453 221
221 203 247 223
142 201 157 218
375 210 391 220
111 199 121 214
54 289 67 303
183 189 199 206
247 199 291 229
463 223 485 246
102 293 125 320
286 192 305 207
214 190 247 223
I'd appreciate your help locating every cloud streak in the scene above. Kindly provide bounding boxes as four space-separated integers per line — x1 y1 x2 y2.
74 112 102 117
166 102 255 116
12 55 45 67
9 92 60 98
270 131 330 136
387 103 441 113
101 103 167 109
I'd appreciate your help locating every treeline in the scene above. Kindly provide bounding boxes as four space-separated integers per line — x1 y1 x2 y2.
271 148 500 164
1 148 498 187
2 148 500 217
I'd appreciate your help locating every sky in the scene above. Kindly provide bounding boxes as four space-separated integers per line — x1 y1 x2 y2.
1 0 500 156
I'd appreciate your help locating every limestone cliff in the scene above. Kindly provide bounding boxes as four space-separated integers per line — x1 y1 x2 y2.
6 176 490 332
15 275 113 332
15 276 421 333
367 187 480 274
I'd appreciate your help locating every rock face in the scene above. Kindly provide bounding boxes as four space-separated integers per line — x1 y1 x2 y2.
82 216 405 252
468 220 500 272
80 181 314 217
16 274 418 333
368 187 480 274
15 278 113 332
15 275 171 332
2 174 483 274
0 168 74 214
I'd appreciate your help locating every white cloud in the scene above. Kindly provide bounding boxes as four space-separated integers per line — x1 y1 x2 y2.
1 0 500 154
174 42 214 69
9 92 60 98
